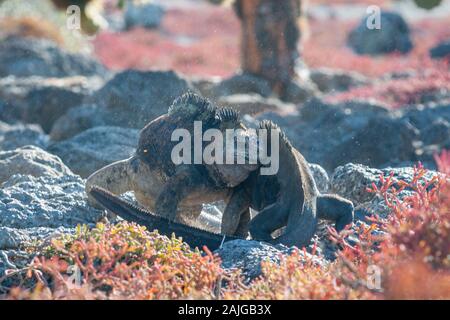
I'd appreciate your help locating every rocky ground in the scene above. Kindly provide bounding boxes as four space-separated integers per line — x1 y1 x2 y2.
0 0 449 283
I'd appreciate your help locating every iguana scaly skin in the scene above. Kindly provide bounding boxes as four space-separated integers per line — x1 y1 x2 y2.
86 92 260 236
88 114 354 249
248 121 354 247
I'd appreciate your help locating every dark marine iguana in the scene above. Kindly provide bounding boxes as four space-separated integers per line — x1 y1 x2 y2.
247 121 354 245
87 104 354 249
86 92 261 237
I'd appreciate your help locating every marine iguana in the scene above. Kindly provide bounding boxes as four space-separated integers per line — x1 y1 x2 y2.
87 103 354 249
247 121 354 246
86 92 261 237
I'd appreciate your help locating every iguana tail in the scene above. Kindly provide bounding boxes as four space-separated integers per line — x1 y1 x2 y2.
89 186 236 250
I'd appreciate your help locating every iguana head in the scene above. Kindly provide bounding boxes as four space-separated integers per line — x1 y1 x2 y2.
168 91 216 123
216 107 242 130
136 92 217 172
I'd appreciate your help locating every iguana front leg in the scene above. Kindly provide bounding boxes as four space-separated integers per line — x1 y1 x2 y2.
155 165 210 222
248 202 289 241
234 208 251 238
273 201 318 248
221 185 251 237
317 194 354 231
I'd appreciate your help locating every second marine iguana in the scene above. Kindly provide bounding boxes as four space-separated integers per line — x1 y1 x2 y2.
247 121 354 246
89 120 354 249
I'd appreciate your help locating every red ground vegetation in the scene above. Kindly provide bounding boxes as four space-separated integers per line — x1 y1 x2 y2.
336 159 450 299
303 18 450 78
2 152 449 300
93 4 450 80
94 6 240 77
328 69 450 108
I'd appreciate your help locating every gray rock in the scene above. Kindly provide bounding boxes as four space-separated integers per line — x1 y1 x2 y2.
217 94 291 116
48 126 139 178
0 227 31 250
190 76 221 98
420 118 450 145
310 68 370 93
89 70 193 128
0 173 103 230
309 163 329 193
0 226 74 250
0 76 104 132
418 91 450 105
0 76 94 102
50 70 192 141
125 2 165 29
0 145 72 184
0 122 49 151
326 115 418 169
270 98 418 171
247 110 297 131
256 97 450 172
402 102 450 132
281 79 319 104
51 70 193 139
0 168 103 251
430 39 450 59
22 80 99 132
49 104 108 141
0 87 22 124
300 98 389 124
211 73 273 98
0 99 10 123
211 62 318 104
330 163 441 217
401 102 450 164
216 240 322 281
47 72 297 145
348 11 413 55
0 37 108 78
330 163 386 204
